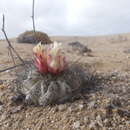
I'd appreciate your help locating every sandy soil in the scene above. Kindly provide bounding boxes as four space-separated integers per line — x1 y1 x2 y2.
0 33 130 130
0 33 130 78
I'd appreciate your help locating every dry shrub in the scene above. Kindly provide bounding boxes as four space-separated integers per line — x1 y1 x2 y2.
68 41 92 54
17 30 52 44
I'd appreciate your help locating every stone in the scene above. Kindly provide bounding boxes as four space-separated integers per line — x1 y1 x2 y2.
78 104 84 110
0 101 3 105
0 105 4 112
96 115 102 122
0 80 3 85
72 121 80 129
117 108 130 118
88 101 96 109
103 119 112 127
58 104 67 111
89 121 96 129
10 105 24 114
0 112 8 121
11 93 25 105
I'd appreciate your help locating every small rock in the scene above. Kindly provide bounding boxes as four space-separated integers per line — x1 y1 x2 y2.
88 101 96 109
11 93 25 104
0 80 3 85
10 105 24 114
0 112 8 121
68 106 73 113
73 121 80 129
105 104 114 116
84 117 90 124
51 120 54 123
89 121 96 129
0 84 5 90
0 101 3 105
78 104 84 110
111 98 122 107
102 127 107 130
0 105 4 111
117 108 130 118
103 119 112 127
58 104 67 111
96 115 102 122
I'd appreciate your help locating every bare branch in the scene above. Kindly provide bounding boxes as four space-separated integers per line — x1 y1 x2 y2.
1 14 25 65
0 63 25 73
32 0 36 33
2 14 15 65
8 46 16 65
32 0 37 43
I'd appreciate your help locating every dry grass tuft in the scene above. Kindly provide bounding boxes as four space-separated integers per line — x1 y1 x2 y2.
17 30 52 44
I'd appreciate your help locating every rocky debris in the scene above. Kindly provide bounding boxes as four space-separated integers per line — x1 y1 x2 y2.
117 108 130 118
68 41 92 55
17 30 52 44
0 70 129 129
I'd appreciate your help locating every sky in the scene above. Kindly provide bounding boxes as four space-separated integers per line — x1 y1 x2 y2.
0 0 130 38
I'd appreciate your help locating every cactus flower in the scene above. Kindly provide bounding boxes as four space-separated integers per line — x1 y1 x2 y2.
33 42 48 73
33 41 67 74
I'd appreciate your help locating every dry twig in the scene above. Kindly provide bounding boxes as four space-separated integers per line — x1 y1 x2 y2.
32 0 36 37
1 14 25 65
0 63 25 73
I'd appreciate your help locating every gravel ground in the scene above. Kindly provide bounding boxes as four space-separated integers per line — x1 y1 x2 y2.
0 35 130 130
0 70 129 130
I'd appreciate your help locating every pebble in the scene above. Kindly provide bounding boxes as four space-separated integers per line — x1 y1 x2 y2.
117 108 130 118
78 104 84 110
0 112 8 121
68 106 73 113
10 105 24 114
0 105 4 111
11 94 25 104
84 117 90 124
58 104 67 111
96 115 102 122
88 101 96 109
72 121 80 129
0 80 3 85
0 101 3 105
103 119 112 127
89 121 96 129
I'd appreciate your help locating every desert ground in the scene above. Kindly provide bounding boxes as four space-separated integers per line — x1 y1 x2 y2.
0 33 130 129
